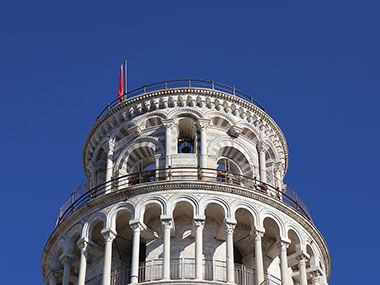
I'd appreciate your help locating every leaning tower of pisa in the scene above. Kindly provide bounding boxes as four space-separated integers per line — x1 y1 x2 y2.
42 79 330 285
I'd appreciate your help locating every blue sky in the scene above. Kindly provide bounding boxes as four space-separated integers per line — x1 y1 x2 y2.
1 1 379 284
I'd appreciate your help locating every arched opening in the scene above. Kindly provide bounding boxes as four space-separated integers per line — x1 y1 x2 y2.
177 118 196 153
234 208 255 285
85 219 105 283
114 209 133 282
142 203 163 281
216 147 252 185
146 117 162 129
126 147 157 184
204 203 227 281
171 202 195 279
210 116 232 129
263 217 282 283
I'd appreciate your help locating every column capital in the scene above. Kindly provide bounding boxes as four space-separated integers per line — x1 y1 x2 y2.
105 137 116 153
250 227 265 240
130 221 145 232
224 220 236 234
274 161 284 173
162 119 175 129
278 239 291 251
60 255 76 266
197 118 210 130
257 142 270 153
160 216 173 229
296 253 309 265
101 228 117 242
194 219 205 229
77 237 90 252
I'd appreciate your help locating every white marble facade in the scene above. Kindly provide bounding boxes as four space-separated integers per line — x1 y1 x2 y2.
42 84 330 285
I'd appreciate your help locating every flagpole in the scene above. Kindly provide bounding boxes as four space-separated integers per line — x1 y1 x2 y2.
124 60 127 99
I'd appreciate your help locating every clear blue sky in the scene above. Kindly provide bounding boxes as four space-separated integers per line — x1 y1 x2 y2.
1 1 379 284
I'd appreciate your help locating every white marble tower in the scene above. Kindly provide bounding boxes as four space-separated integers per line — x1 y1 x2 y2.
42 79 330 285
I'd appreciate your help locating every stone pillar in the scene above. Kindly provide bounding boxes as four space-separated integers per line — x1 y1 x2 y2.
274 162 283 190
162 119 174 168
311 271 322 285
297 254 308 285
60 255 75 285
258 143 269 183
197 119 210 174
101 228 117 285
161 218 173 280
77 238 90 285
225 221 236 283
105 138 115 193
251 228 265 285
194 218 205 280
278 240 290 285
130 222 144 283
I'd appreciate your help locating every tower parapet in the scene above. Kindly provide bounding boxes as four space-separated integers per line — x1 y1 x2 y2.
42 79 330 285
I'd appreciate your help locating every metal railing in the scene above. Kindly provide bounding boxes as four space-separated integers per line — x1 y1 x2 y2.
96 79 266 121
85 259 281 285
56 167 311 226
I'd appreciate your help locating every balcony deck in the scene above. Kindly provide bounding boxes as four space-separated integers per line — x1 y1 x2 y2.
56 167 311 226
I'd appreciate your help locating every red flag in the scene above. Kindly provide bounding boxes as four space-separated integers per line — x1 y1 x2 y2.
118 65 124 103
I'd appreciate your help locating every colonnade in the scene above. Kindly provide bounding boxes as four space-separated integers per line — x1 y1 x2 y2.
48 220 318 285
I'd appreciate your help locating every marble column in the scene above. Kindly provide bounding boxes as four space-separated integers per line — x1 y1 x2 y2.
194 218 205 280
225 222 236 283
162 119 174 169
251 228 265 285
77 238 90 285
278 240 290 285
161 218 173 280
274 162 283 190
60 256 75 285
197 119 210 178
105 138 115 193
130 222 144 283
101 228 117 285
258 143 268 183
297 254 308 285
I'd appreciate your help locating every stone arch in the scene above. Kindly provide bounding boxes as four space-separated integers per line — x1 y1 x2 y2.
135 111 168 129
287 228 302 254
64 223 83 254
306 243 317 267
167 107 204 120
115 137 164 172
167 193 199 217
230 200 259 228
286 223 305 250
199 195 231 219
204 110 237 126
106 201 135 230
82 211 107 240
263 138 280 162
135 195 168 222
260 210 285 238
208 136 256 163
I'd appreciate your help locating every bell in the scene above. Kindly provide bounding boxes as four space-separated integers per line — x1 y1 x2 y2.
181 141 191 153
